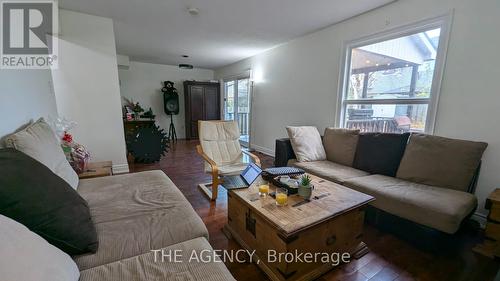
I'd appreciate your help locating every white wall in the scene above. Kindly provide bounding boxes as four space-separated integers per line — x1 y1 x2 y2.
118 61 214 139
51 10 128 173
215 0 500 216
0 69 57 140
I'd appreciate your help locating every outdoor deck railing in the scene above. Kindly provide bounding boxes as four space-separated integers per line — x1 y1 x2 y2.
346 118 410 133
226 112 249 136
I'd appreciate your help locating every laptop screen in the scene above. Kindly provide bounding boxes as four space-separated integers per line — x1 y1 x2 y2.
241 163 261 185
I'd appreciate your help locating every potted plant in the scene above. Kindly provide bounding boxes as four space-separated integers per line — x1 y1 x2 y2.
298 174 314 199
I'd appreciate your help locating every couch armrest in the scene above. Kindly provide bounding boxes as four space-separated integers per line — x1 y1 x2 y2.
275 138 296 167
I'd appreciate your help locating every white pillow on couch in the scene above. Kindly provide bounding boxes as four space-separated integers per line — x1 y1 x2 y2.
286 126 326 162
5 118 79 189
0 214 80 281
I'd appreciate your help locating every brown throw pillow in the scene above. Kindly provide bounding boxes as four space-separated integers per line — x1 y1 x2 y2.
396 134 488 192
323 128 359 166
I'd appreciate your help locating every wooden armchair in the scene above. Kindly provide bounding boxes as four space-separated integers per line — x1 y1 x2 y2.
196 120 261 201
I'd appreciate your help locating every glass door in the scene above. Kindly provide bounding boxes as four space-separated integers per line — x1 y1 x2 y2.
224 81 235 121
223 77 251 146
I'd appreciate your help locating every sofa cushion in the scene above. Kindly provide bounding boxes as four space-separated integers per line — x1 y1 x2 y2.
396 133 488 192
0 214 80 281
292 161 369 184
4 118 79 189
74 171 209 270
353 132 410 176
286 126 326 162
323 128 359 166
0 148 98 255
343 174 477 234
79 237 235 281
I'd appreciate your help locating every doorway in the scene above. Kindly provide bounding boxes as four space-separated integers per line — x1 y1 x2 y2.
223 77 251 147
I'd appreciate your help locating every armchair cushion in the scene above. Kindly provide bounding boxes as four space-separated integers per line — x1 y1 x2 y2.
199 121 242 167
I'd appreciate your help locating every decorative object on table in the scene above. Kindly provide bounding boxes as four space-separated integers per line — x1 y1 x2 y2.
161 81 179 142
124 120 169 163
140 107 156 120
298 174 314 199
261 166 305 195
48 117 91 174
47 116 77 141
61 131 91 174
132 103 144 120
123 97 145 120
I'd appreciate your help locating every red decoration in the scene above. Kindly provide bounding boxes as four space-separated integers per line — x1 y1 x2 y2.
62 132 73 143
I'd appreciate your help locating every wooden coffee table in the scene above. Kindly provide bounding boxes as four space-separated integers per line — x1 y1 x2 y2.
223 174 374 281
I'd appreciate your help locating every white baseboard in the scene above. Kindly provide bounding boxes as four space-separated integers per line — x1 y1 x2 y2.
112 163 130 174
250 144 274 157
472 211 487 229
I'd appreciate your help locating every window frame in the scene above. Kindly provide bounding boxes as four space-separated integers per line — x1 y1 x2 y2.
335 13 453 134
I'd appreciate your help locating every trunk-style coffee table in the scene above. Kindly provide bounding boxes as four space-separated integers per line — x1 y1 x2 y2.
223 174 374 281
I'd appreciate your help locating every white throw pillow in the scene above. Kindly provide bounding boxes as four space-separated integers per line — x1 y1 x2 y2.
0 215 80 281
286 126 326 162
5 118 79 189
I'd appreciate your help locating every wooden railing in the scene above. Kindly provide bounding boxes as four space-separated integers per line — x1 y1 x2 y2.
346 118 410 133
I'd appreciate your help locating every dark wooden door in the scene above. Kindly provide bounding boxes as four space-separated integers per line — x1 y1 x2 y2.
184 81 220 139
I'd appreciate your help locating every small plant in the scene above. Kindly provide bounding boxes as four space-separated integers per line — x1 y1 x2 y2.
300 174 312 187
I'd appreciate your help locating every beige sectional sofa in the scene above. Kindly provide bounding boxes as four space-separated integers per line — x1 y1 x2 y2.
1 118 234 281
277 128 487 235
75 170 235 280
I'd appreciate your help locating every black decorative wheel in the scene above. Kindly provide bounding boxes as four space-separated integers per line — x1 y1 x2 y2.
126 125 169 163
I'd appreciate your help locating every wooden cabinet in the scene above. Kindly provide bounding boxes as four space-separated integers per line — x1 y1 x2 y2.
184 81 221 139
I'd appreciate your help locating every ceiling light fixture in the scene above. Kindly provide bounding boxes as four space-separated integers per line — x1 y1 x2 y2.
187 7 199 16
179 64 193 69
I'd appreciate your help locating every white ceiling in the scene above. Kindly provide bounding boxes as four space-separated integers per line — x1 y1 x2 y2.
59 0 394 69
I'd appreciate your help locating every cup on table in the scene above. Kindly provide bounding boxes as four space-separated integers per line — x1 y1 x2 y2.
279 175 290 184
258 182 270 197
275 188 288 207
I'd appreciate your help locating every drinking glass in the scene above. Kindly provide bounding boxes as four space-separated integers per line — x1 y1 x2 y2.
258 182 270 197
275 188 288 206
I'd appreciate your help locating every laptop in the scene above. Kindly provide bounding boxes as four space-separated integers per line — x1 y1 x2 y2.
221 163 262 190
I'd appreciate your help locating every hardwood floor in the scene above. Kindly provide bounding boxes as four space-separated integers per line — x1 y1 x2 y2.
129 140 499 281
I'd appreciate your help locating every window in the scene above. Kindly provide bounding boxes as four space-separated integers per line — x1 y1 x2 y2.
338 16 450 133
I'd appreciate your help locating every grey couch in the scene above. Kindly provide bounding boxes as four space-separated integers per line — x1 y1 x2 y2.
75 170 235 280
276 129 487 235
